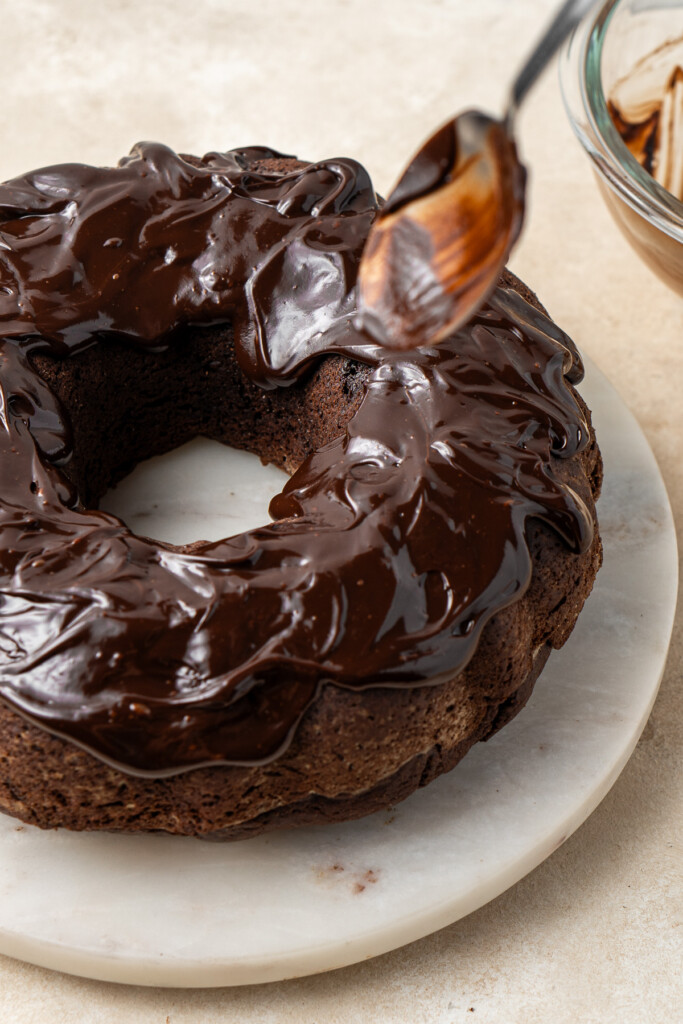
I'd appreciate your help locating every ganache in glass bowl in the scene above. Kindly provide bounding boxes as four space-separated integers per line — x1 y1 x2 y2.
560 0 683 296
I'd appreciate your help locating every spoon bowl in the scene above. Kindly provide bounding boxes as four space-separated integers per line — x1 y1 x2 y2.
356 0 597 349
357 112 525 349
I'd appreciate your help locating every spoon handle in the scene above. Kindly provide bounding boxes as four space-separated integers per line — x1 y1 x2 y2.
508 0 596 121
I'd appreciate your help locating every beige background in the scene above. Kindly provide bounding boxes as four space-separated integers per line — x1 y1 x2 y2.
0 0 681 1020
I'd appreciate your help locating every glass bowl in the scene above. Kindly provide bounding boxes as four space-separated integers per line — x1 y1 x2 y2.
560 0 683 295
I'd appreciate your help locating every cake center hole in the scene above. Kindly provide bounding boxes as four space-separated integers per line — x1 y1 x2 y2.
100 438 288 545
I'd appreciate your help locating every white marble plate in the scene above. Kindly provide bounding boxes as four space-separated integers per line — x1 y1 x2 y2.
0 357 677 987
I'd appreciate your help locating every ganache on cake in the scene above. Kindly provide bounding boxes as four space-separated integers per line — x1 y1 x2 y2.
0 143 602 839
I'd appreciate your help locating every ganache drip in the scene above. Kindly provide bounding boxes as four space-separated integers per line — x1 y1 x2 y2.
0 143 593 775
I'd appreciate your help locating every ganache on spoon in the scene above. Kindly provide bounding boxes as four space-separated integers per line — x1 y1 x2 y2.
356 0 597 350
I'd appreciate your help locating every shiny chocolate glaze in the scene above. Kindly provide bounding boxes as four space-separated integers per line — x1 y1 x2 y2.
0 143 593 775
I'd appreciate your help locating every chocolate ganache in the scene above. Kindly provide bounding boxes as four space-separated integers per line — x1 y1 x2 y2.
0 143 593 775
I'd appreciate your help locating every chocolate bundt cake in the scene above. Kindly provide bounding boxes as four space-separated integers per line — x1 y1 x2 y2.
0 144 602 838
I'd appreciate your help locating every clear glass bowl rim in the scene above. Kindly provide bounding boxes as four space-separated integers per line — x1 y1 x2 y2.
559 0 683 242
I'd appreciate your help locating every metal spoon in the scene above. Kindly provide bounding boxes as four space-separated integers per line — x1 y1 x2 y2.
356 0 597 350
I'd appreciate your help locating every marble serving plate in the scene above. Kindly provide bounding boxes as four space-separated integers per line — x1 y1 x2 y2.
0 357 676 987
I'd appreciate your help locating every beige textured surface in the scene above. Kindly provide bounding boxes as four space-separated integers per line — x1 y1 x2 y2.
0 0 681 1020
